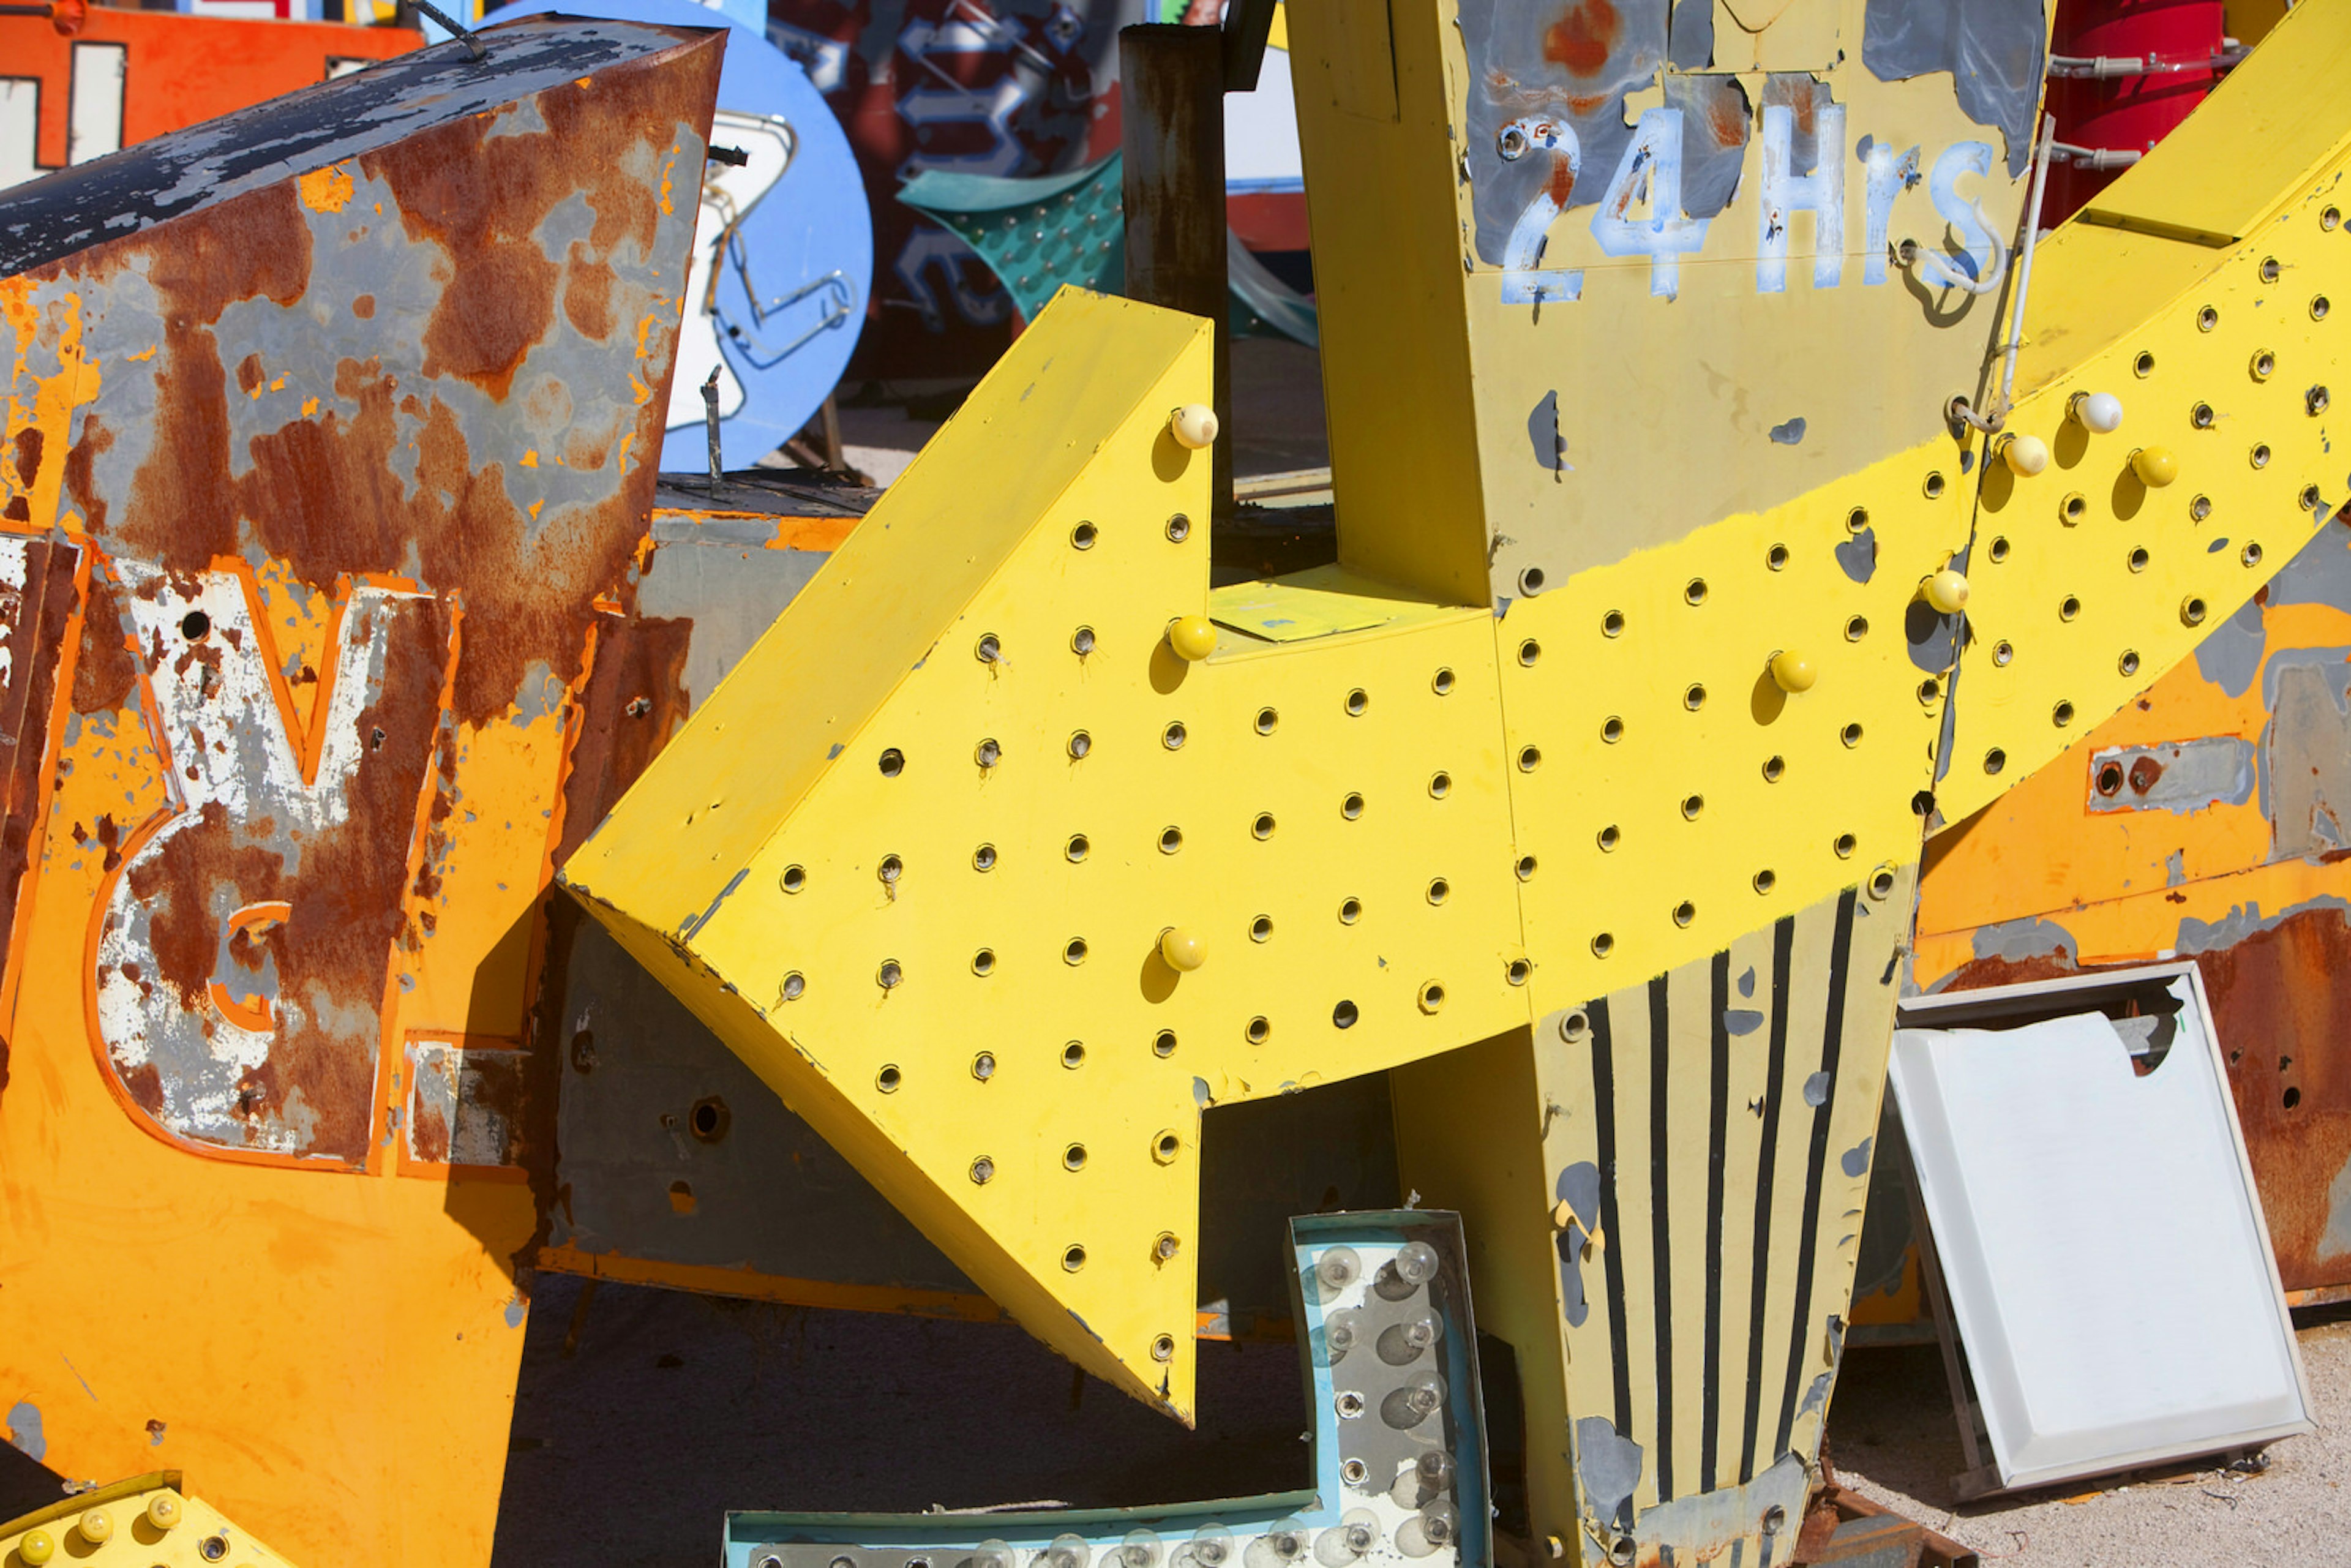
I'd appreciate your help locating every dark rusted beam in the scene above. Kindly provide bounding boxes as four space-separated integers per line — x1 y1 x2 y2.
1120 23 1229 514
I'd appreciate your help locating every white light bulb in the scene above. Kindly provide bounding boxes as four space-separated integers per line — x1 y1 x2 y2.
2073 391 2124 433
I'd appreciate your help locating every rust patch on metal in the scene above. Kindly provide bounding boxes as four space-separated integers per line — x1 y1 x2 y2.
554 610 692 868
2196 906 2351 1290
70 574 136 716
0 538 78 1100
10 427 39 489
1543 0 1620 76
106 598 451 1161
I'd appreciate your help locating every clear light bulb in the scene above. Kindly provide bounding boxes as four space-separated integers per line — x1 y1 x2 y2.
1380 1373 1446 1430
1311 1512 1381 1567
1322 1308 1362 1365
1314 1246 1361 1297
1120 1532 1161 1568
1377 1314 1443 1365
1043 1534 1091 1568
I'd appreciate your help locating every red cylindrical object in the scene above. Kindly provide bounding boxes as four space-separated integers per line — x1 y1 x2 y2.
2044 0 2226 219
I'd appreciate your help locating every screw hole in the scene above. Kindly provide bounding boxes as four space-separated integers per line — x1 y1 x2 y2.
1247 1016 1271 1045
1429 771 1452 798
877 960 903 989
1762 755 1785 782
973 843 997 871
1517 855 1537 880
970 1157 994 1184
976 634 1001 663
1753 869 1776 894
1253 812 1277 839
1684 578 1709 606
1518 566 1547 595
2244 542 2265 566
1845 615 1869 642
1342 792 1366 819
1841 722 1864 747
2253 444 2273 469
1338 898 1362 923
2317 296 2333 321
1333 1000 1359 1029
1420 981 1447 1010
1062 1041 1086 1068
1597 824 1621 851
879 748 906 777
1672 901 1695 928
1251 915 1273 942
1063 1245 1087 1271
1256 707 1279 734
1345 688 1369 716
1602 715 1624 743
2053 700 2075 727
781 971 806 1000
975 737 1002 769
690 1097 729 1142
2128 546 2150 572
877 1065 901 1092
2135 350 2158 375
2191 402 2215 429
1767 543 1789 570
972 1052 995 1081
1427 878 1450 905
1847 506 1870 533
1591 932 1615 957
2183 596 2210 626
2191 494 2213 521
1154 1030 1178 1058
1989 536 2011 563
2097 761 2124 796
1071 625 1095 655
1160 826 1183 853
1984 748 2007 775
1066 835 1090 861
1518 639 1542 666
1517 745 1542 771
1922 471 1946 498
2118 649 2140 677
1684 683 1706 711
1063 1144 1087 1171
1993 640 2015 666
2060 595 2082 621
1432 667 1456 694
1152 1334 1177 1361
2199 306 2219 331
2063 492 2088 523
1602 609 1626 636
181 610 211 640
1163 722 1187 750
972 948 996 976
1681 794 1704 820
1065 938 1089 964
1166 514 1191 542
1506 959 1531 985
1834 833 1857 858
1071 522 1097 549
782 865 806 893
2260 258 2282 283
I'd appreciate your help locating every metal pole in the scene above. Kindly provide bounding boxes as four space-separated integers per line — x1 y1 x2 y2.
1120 23 1231 515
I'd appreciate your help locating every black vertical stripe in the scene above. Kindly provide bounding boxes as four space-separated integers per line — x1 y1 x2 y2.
1739 915 1796 1483
1774 887 1859 1460
1701 947 1730 1495
1589 997 1632 1438
1648 975 1674 1501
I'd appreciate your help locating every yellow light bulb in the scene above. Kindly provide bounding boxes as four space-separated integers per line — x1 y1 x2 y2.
147 1492 183 1531
1165 615 1218 662
77 1509 111 1544
18 1528 56 1566
1768 649 1817 694
1168 403 1218 449
2131 446 2178 486
1158 928 1206 971
1925 569 1971 614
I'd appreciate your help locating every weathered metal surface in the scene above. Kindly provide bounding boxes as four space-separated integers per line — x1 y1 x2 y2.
1914 510 2351 1295
0 18 721 1566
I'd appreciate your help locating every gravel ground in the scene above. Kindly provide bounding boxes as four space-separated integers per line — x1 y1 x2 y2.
1828 1308 2351 1561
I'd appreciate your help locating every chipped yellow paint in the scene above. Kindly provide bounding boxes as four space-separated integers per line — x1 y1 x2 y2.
297 162 356 214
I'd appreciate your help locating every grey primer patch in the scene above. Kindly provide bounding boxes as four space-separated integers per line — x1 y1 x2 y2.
2085 737 2256 816
2167 847 2188 887
1724 1007 1764 1036
1938 913 2077 987
1738 965 1756 999
1769 417 1807 446
6 1400 43 1463
2175 895 2351 955
2209 536 2231 553
1573 1416 1644 1532
1667 0 1714 67
1835 527 1877 584
1861 0 2047 176
680 866 749 942
1556 1221 1591 1328
2194 593 2269 699
1803 1071 1831 1108
505 1297 527 1329
827 743 844 759
1458 0 1669 260
2317 1153 2351 1266
1629 1451 1808 1558
2266 516 2351 613
1558 1160 1603 1228
1663 72 1750 218
1529 389 1570 478
1840 1136 1875 1178
2268 659 2351 857
1192 1076 1213 1106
